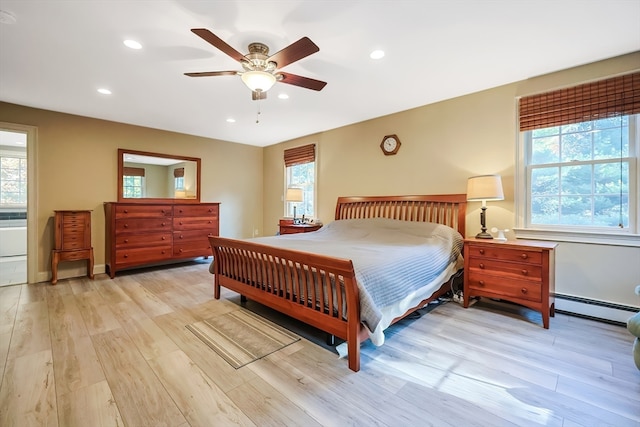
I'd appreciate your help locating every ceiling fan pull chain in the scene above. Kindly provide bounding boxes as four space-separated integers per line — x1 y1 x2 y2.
256 97 261 124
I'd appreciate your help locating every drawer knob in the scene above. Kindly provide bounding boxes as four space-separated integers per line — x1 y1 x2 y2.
208 209 213 212
521 269 528 275
521 253 528 259
162 222 166 227
521 288 528 294
124 254 128 258
124 224 129 228
208 220 212 224
478 280 485 287
179 209 183 213
180 222 183 225
179 249 183 253
179 235 183 239
162 236 166 240
479 263 485 269
124 209 128 214
479 249 485 254
124 239 128 243
161 250 165 254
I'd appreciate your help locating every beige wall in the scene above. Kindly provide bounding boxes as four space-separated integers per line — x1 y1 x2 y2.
0 103 263 282
264 52 640 311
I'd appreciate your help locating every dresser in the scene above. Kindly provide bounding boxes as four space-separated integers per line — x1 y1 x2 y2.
279 219 322 235
104 202 219 278
51 210 94 285
463 238 557 328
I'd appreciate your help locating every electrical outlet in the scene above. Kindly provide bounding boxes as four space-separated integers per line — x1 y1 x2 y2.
253 228 259 237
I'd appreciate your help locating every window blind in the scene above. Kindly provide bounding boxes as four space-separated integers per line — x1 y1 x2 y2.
284 144 315 167
173 168 184 178
519 72 640 131
123 167 145 177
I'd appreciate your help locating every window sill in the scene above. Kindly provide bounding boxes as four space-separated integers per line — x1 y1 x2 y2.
513 228 640 247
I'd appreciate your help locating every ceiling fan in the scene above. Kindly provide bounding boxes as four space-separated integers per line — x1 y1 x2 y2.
185 28 327 100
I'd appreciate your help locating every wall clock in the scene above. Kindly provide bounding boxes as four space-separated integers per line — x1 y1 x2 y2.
380 134 401 155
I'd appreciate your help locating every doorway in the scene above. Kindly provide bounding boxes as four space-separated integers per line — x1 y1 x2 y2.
0 125 35 286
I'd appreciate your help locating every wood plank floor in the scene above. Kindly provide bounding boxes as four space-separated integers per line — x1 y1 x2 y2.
0 260 638 426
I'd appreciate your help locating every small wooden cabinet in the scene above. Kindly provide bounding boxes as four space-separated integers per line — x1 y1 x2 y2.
104 202 219 278
51 210 94 285
463 238 557 328
279 219 322 235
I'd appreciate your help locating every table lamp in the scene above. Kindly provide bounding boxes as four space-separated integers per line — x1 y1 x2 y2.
466 175 504 239
285 187 304 223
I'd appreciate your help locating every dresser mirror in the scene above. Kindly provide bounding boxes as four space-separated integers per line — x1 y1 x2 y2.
117 149 201 203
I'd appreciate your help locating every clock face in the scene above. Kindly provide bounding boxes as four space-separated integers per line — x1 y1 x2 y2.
380 134 401 155
384 137 397 151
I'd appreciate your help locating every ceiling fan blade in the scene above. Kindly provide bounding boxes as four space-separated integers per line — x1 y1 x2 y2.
278 72 327 91
252 91 267 101
184 71 238 77
191 28 245 62
268 37 319 69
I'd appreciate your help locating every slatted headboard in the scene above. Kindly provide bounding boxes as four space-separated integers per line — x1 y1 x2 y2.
334 194 467 236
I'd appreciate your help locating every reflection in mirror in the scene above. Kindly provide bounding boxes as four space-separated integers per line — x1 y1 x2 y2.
117 149 201 202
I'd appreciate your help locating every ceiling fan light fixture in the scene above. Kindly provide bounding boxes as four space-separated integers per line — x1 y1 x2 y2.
241 70 276 92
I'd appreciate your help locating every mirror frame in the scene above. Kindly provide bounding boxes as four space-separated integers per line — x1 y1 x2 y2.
117 148 201 203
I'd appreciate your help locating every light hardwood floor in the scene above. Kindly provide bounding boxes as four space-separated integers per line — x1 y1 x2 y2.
0 260 638 426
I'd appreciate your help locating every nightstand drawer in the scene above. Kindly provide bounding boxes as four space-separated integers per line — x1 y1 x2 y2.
467 258 542 281
467 272 542 302
468 245 542 264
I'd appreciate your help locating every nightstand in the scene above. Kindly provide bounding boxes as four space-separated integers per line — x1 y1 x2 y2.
279 219 322 235
463 238 557 328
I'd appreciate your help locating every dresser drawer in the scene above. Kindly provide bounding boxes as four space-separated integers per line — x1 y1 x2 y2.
174 204 219 218
467 258 542 281
468 245 543 264
115 232 172 249
61 231 87 250
173 240 213 258
467 272 542 302
115 218 171 233
115 246 173 266
62 213 86 224
173 217 219 231
114 204 172 219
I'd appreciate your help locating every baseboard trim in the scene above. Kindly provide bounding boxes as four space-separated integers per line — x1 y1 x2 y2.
554 293 638 325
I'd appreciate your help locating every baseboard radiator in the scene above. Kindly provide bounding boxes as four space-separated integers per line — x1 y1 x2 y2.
554 293 638 326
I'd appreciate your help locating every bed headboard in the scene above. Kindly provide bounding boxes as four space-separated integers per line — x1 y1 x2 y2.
334 194 467 236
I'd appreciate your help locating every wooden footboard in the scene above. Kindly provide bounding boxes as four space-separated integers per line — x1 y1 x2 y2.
208 236 363 371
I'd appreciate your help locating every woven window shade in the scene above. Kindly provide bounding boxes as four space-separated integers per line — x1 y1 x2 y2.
284 144 315 167
519 72 640 131
173 168 184 178
123 167 145 177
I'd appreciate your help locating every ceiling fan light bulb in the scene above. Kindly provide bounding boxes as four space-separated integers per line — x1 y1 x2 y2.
241 71 276 92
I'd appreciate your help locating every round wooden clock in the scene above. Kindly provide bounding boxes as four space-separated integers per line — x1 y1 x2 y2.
380 134 401 155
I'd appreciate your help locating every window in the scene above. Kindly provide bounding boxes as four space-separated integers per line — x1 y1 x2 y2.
516 72 640 245
284 144 316 218
0 154 27 205
123 166 145 198
174 167 185 193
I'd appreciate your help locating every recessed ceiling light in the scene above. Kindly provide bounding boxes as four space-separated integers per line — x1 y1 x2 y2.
278 93 289 100
370 50 385 60
226 118 236 123
97 88 112 95
124 39 142 49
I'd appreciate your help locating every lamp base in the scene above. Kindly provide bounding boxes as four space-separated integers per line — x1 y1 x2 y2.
475 231 494 239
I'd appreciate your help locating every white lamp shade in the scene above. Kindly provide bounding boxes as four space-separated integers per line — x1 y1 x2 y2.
285 187 304 202
241 71 276 92
466 175 504 201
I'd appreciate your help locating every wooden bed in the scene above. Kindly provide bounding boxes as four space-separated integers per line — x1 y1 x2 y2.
208 194 467 372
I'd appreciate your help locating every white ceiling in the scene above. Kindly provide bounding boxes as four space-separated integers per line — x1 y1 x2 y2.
1 1 639 147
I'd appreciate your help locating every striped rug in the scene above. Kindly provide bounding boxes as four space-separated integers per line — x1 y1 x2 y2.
186 309 300 369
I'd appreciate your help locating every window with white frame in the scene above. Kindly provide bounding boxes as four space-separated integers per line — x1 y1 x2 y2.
122 166 145 198
0 154 27 205
516 72 639 244
284 144 316 218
